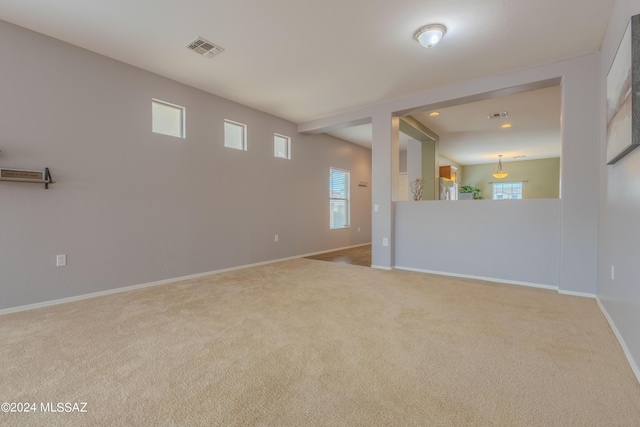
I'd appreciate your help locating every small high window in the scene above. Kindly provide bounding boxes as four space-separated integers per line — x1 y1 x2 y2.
274 133 291 159
152 99 185 138
224 119 247 150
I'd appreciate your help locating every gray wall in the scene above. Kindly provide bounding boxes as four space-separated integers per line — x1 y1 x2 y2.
395 55 598 294
396 199 561 286
597 0 640 379
0 20 372 310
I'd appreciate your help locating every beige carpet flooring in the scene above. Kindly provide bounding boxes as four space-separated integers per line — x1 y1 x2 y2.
1 259 639 426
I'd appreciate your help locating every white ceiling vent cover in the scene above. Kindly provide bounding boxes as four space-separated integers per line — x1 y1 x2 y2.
186 37 224 58
487 112 509 119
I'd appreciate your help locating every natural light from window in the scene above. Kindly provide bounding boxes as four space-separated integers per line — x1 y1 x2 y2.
224 119 247 150
330 168 350 229
274 133 291 159
152 99 185 138
493 182 523 199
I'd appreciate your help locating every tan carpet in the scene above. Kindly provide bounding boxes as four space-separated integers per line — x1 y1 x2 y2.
1 259 639 426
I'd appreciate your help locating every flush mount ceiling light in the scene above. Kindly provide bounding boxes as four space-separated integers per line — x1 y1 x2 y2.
501 123 512 128
492 155 509 179
429 111 440 117
414 24 447 48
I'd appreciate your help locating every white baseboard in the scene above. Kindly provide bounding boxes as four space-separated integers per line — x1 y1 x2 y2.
558 290 596 298
596 297 640 384
394 265 559 291
0 242 372 316
371 265 393 270
0 273 209 316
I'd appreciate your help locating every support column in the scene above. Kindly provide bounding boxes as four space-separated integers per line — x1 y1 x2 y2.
371 112 399 269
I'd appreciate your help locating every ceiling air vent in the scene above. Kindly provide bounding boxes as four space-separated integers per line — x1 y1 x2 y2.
488 112 509 119
186 37 224 58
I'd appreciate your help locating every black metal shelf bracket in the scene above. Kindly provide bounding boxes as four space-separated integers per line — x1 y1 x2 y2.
44 167 53 189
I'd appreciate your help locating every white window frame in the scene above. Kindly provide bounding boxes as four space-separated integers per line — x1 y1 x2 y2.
492 182 523 200
224 119 247 151
152 99 185 138
330 167 350 229
274 133 291 159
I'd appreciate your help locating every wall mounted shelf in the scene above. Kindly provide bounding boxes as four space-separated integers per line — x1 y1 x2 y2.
0 167 54 189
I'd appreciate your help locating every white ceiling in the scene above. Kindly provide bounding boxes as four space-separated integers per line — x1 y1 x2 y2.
329 85 561 165
416 85 562 165
0 0 612 148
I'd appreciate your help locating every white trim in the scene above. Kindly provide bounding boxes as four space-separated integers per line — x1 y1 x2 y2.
596 297 640 384
0 242 372 316
394 265 558 291
558 290 596 298
371 265 393 271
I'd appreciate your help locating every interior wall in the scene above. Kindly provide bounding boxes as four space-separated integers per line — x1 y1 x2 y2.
0 20 372 310
462 158 560 199
597 0 640 378
396 199 561 286
301 53 599 294
421 141 436 200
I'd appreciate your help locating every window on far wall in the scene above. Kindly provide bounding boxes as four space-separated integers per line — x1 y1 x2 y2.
274 133 291 159
224 119 247 150
152 99 185 138
493 182 523 200
330 168 350 229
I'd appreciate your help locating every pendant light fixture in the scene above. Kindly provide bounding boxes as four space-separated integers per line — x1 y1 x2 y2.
492 155 508 179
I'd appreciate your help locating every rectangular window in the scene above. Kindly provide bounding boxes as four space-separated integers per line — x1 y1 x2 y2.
224 119 247 150
330 168 350 229
152 99 185 138
493 182 523 200
274 133 291 159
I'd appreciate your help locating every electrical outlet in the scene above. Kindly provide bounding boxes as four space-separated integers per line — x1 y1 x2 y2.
383 238 388 247
374 204 379 212
56 254 67 267
358 227 361 232
611 265 615 280
275 234 279 242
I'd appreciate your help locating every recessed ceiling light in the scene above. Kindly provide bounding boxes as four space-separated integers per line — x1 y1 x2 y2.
429 111 440 117
414 24 447 48
501 123 512 128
